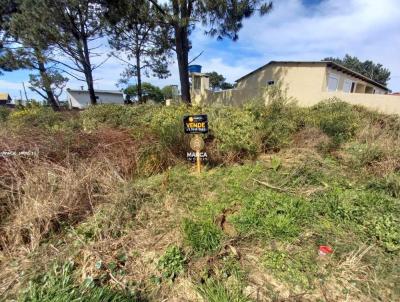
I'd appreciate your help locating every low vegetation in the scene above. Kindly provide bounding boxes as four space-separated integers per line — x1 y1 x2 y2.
0 94 399 301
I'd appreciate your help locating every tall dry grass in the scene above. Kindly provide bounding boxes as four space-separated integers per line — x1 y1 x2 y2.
0 158 126 253
0 126 179 254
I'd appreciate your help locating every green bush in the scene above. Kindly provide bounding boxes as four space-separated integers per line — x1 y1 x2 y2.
81 104 138 130
81 104 163 130
149 105 188 149
20 261 135 302
0 106 11 122
311 99 360 146
209 105 261 157
8 106 63 129
245 85 306 150
182 218 222 254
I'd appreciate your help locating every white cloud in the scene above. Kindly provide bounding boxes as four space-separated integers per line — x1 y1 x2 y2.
229 0 400 89
0 79 31 100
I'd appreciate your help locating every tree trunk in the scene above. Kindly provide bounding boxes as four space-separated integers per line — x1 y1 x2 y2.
35 49 59 111
38 62 60 111
86 69 97 105
81 37 97 105
173 1 191 104
136 50 143 103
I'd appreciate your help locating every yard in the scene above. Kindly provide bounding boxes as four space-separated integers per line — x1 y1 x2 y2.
0 93 399 301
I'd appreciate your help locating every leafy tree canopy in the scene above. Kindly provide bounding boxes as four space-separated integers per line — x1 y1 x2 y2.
124 82 164 103
145 0 273 103
104 0 173 103
206 71 234 90
161 85 179 99
323 54 391 86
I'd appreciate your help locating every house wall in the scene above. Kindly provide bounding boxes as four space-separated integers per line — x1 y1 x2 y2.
192 63 400 115
325 67 386 94
193 63 328 106
68 91 124 109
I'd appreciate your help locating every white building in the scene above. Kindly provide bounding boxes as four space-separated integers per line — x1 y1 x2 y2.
66 88 125 109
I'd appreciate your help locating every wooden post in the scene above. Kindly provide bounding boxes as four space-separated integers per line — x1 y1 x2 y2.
196 149 201 173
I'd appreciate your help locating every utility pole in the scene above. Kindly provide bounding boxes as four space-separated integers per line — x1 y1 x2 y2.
19 90 23 106
22 82 28 103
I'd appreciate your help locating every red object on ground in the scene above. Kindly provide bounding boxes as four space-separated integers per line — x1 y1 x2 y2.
319 245 333 255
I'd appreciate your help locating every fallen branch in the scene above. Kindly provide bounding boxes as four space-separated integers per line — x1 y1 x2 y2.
253 178 290 192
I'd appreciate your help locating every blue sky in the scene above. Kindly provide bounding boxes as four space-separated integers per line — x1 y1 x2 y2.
1 0 400 100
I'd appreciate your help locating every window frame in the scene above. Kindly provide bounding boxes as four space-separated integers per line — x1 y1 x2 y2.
327 73 339 92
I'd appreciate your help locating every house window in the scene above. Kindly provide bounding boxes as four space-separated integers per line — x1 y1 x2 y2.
267 80 274 86
327 73 339 92
343 79 354 93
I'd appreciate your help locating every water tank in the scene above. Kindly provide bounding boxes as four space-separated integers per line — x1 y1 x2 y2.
188 65 202 73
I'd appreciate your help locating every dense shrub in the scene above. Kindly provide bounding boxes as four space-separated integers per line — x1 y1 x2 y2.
8 106 63 129
0 106 11 122
81 104 264 163
81 104 140 130
208 106 261 158
149 105 188 150
310 99 360 146
246 85 306 151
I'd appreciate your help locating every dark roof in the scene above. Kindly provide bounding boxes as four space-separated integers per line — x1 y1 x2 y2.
235 61 390 91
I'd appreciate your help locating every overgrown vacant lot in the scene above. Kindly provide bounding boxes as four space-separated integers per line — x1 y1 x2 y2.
0 95 399 301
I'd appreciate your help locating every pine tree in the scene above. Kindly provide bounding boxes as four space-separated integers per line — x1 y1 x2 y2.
0 0 66 110
147 0 273 104
24 0 105 105
104 0 173 103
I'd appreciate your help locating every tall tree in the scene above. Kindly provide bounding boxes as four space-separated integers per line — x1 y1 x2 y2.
24 0 105 105
0 48 68 110
0 0 69 110
146 0 273 104
0 0 18 73
206 71 234 91
323 54 391 86
124 82 164 103
104 0 173 103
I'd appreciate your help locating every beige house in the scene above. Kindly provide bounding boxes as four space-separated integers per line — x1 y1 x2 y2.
192 61 400 115
236 61 389 96
0 93 12 105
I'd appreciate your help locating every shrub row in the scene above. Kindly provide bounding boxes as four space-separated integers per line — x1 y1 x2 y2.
3 91 398 164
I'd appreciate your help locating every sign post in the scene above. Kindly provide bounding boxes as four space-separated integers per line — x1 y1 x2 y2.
184 115 208 173
190 134 205 173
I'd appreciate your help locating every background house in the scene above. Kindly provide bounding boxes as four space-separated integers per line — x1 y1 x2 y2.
234 61 389 100
66 89 124 109
191 61 400 115
0 93 12 106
